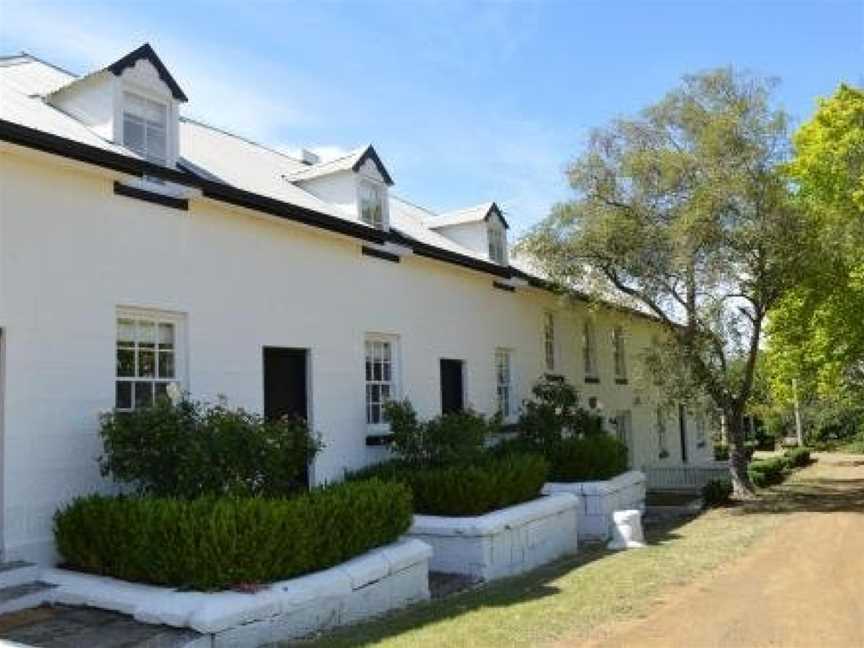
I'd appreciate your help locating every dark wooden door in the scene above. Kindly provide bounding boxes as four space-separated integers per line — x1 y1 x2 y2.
263 348 308 422
679 403 689 463
440 359 464 414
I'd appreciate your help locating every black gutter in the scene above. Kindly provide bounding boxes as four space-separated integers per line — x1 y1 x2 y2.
0 117 677 326
0 119 386 245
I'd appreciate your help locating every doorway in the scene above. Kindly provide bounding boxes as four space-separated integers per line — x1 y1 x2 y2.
679 403 689 463
263 347 308 422
439 359 464 414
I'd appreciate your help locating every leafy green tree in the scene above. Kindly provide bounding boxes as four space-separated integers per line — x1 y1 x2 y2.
518 69 808 496
765 84 864 403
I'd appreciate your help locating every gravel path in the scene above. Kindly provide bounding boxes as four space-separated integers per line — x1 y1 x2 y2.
580 454 864 648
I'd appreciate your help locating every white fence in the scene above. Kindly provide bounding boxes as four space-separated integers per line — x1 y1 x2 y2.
644 463 730 492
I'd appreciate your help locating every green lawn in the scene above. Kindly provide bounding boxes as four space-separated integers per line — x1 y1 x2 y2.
294 475 809 648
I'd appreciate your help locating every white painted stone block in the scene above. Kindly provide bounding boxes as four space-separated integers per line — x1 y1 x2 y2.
405 493 579 582
543 470 646 542
607 509 646 550
41 538 432 647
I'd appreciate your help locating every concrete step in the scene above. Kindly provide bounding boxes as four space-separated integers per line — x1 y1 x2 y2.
0 562 40 589
0 582 56 616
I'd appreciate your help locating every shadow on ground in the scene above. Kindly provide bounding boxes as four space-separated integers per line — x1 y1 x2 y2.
293 515 696 647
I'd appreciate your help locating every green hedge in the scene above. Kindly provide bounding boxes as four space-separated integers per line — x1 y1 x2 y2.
496 434 628 482
54 479 411 591
747 456 789 488
783 447 812 468
349 453 548 516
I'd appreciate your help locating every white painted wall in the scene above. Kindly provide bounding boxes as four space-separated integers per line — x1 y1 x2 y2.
49 72 116 141
430 221 488 258
0 150 714 563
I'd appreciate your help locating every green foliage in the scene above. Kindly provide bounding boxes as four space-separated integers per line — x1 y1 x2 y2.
349 453 548 517
99 397 321 498
766 85 864 402
509 375 625 481
517 375 605 449
713 444 730 461
517 69 807 494
783 447 812 468
747 456 789 488
702 479 733 507
384 399 498 467
54 480 412 591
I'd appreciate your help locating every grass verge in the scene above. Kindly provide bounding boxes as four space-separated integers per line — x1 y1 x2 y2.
294 469 820 648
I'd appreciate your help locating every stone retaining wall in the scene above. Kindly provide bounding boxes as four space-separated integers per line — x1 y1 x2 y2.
404 493 579 582
542 470 646 541
41 539 432 647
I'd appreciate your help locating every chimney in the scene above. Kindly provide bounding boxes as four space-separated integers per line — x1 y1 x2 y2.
300 148 320 166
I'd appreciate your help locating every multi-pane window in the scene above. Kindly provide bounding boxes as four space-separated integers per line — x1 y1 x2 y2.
495 349 513 418
583 321 598 380
487 222 507 264
365 336 397 425
656 406 669 457
359 182 386 229
543 312 556 372
123 92 168 166
612 326 627 381
116 313 179 411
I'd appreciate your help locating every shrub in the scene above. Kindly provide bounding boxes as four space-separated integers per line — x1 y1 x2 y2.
99 397 321 498
714 444 730 461
384 399 498 467
54 479 411 591
349 453 548 516
747 456 789 488
500 434 628 482
702 479 733 507
518 375 605 450
783 446 812 468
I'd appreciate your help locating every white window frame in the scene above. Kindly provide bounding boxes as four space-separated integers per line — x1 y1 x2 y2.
615 410 634 468
487 220 507 264
495 348 514 420
115 308 186 411
364 334 400 431
543 312 556 372
122 91 169 167
612 326 627 382
358 179 388 230
583 321 598 381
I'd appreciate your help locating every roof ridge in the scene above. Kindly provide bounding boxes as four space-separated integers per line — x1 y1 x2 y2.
180 116 306 165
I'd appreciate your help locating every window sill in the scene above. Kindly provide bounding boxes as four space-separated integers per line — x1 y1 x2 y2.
361 246 400 263
114 181 188 211
615 378 629 385
585 376 600 384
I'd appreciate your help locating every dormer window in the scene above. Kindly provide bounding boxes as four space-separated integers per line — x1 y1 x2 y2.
359 180 387 229
488 220 507 264
123 91 168 166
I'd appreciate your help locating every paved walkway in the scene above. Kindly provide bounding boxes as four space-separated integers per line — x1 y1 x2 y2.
583 454 864 648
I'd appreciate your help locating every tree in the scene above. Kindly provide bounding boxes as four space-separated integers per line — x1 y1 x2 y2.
518 69 808 496
765 84 864 404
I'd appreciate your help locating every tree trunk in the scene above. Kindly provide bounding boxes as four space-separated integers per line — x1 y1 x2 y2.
725 408 757 498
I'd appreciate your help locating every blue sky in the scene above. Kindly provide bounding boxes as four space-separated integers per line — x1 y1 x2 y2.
1 0 861 233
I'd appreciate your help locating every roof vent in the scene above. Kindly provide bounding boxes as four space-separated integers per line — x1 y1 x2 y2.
300 148 320 166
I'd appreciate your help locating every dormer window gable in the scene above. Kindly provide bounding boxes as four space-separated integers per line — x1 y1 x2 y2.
284 145 394 231
47 44 185 170
424 202 510 265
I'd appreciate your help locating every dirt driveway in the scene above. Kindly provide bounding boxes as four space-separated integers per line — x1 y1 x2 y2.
581 453 864 648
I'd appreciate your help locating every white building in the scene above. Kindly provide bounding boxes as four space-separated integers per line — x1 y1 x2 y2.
0 44 715 563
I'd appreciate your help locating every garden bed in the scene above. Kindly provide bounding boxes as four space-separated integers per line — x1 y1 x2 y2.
41 539 432 647
542 470 646 541
404 493 579 581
